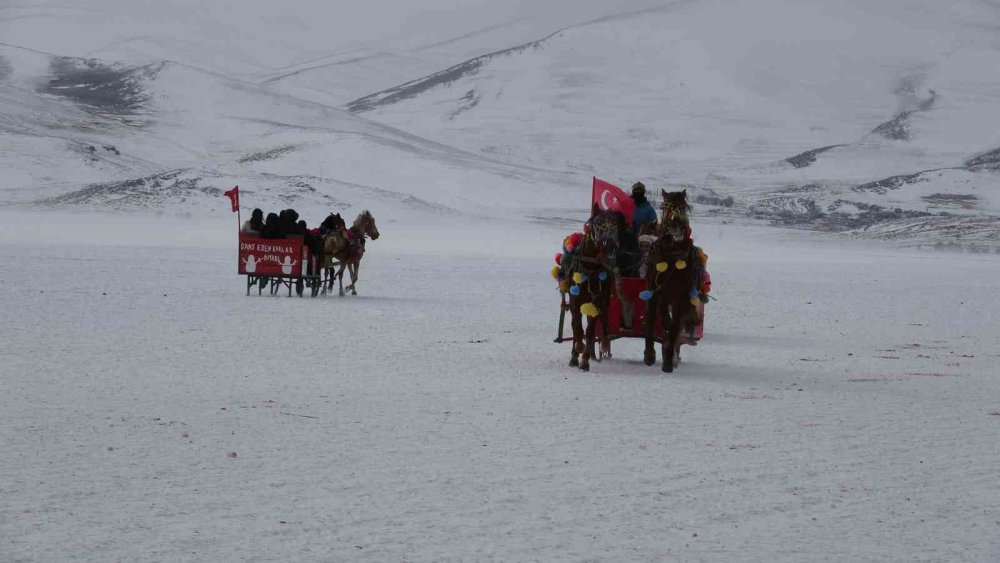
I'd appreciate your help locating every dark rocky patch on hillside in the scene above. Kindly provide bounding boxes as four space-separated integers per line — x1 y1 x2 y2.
35 170 219 209
0 56 12 82
347 36 549 112
852 170 937 195
448 90 480 119
870 88 935 141
40 57 161 116
784 144 844 168
965 147 1000 170
238 144 301 164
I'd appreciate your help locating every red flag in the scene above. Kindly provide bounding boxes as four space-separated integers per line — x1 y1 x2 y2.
223 185 239 212
591 177 634 226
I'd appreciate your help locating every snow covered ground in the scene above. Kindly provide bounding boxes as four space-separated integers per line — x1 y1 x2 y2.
2 210 999 561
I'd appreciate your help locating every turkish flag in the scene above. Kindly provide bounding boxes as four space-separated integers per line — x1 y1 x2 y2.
223 185 239 212
591 177 634 226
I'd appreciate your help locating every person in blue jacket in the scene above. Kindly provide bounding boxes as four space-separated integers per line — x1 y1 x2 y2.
631 182 657 235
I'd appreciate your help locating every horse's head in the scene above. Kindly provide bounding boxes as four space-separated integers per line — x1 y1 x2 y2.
356 210 379 240
659 189 691 242
584 204 621 259
354 209 379 240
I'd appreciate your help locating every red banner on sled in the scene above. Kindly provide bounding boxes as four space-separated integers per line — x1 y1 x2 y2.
592 177 635 226
238 236 303 276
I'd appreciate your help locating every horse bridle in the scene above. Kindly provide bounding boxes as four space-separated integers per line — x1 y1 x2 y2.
585 215 620 264
660 202 688 224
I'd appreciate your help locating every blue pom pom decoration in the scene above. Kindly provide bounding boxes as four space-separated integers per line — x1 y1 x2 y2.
639 290 653 301
569 285 581 296
598 272 608 281
690 289 699 298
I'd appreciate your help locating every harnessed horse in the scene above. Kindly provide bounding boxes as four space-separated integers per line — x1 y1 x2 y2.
322 210 380 296
643 190 701 372
564 205 624 371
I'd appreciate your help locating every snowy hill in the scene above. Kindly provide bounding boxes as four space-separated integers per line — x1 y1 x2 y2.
3 0 1000 246
0 43 575 218
349 0 1000 244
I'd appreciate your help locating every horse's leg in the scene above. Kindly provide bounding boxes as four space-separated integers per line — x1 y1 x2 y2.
582 311 598 372
663 305 684 373
675 302 696 367
348 260 359 295
569 300 583 367
326 256 339 291
335 262 346 296
643 294 658 366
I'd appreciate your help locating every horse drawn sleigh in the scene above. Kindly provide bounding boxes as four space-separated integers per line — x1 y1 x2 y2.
225 188 380 298
554 178 710 373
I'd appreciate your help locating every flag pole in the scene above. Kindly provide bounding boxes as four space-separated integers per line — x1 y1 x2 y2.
235 188 240 277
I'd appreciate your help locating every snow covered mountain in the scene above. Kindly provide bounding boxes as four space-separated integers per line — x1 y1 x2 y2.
350 0 1000 244
3 0 1000 245
0 43 575 218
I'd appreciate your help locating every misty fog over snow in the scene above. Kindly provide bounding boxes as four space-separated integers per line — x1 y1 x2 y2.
2 0 1000 561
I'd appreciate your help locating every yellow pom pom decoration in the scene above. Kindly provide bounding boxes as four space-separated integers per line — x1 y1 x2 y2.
675 259 686 270
558 280 571 293
580 302 599 317
572 272 585 284
690 297 700 306
550 265 561 279
655 261 669 273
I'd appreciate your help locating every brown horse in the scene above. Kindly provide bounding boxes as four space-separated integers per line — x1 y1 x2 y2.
322 210 380 296
565 205 623 371
643 190 700 372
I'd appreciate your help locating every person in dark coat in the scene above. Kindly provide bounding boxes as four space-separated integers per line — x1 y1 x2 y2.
630 182 657 235
241 208 264 236
278 209 299 238
260 212 282 239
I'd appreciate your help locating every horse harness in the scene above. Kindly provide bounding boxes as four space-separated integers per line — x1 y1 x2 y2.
647 241 699 295
565 226 626 305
